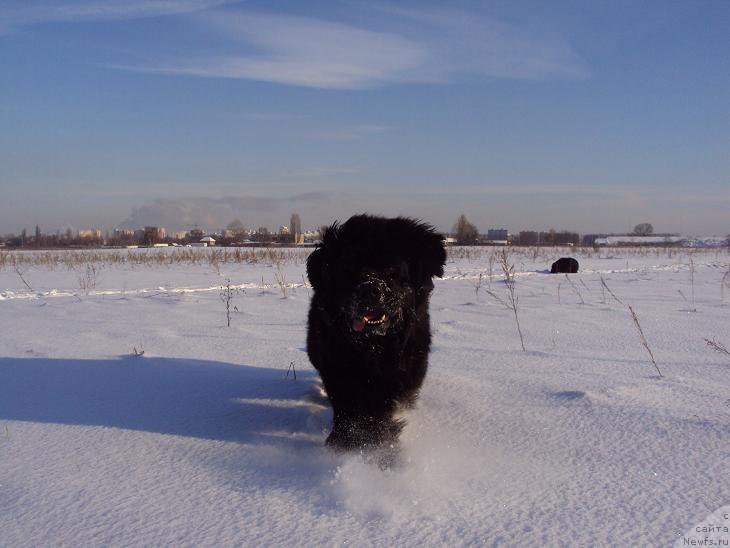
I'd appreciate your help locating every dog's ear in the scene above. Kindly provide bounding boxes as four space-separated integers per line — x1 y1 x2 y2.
306 221 339 291
306 247 326 291
414 228 446 280
393 218 446 287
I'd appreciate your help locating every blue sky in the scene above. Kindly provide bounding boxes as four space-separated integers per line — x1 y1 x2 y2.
1 0 728 234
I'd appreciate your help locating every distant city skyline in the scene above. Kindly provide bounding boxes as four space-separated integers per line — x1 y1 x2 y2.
1 1 728 235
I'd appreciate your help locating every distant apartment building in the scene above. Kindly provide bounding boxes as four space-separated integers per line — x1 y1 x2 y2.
290 213 302 243
486 228 508 241
113 228 135 238
143 226 166 245
518 231 539 246
78 229 102 239
539 231 580 246
582 234 607 247
517 230 579 246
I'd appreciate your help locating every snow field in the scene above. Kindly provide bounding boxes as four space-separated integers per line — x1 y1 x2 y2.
0 247 728 546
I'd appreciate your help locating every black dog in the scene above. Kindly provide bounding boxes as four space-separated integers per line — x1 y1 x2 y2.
551 257 579 273
306 215 446 450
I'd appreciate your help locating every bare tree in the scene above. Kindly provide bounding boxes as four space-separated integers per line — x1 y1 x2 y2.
226 219 247 238
632 223 654 236
453 214 479 245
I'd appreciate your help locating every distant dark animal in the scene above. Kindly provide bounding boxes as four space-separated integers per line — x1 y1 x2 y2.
306 214 446 450
551 257 579 274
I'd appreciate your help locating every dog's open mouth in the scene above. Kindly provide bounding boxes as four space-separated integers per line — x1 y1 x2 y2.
352 311 389 332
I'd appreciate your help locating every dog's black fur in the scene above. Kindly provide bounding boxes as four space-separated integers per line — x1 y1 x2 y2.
306 214 446 450
551 257 579 273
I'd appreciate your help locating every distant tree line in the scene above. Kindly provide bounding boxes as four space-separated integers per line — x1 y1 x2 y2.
446 214 728 247
1 216 728 249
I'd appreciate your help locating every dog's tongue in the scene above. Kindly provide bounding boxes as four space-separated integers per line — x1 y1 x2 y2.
352 318 366 332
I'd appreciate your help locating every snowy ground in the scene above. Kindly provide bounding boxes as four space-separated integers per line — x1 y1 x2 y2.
1 247 728 546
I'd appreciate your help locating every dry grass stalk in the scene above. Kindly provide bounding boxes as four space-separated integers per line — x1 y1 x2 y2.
483 287 508 308
564 273 585 304
487 252 495 288
13 265 34 292
677 289 688 303
0 247 308 271
704 338 730 356
472 272 485 298
600 276 624 305
688 255 697 312
1 245 726 271
628 305 662 377
301 274 311 297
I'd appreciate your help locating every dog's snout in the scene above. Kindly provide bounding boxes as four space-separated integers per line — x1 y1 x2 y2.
355 279 386 302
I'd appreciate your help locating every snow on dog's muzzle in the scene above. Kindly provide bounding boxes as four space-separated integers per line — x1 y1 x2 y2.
350 278 392 333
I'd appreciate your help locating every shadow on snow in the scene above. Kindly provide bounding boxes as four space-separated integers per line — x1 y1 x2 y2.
0 356 327 447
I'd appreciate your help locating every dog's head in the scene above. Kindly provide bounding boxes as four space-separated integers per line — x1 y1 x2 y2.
307 215 446 339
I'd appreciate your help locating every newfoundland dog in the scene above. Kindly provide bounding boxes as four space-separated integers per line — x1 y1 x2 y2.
306 214 446 450
551 257 579 274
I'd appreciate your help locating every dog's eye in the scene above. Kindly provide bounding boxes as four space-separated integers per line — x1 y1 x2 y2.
383 263 409 282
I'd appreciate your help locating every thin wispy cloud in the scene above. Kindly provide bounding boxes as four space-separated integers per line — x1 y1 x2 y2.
236 112 310 122
112 8 588 89
375 5 590 80
307 125 391 141
124 12 427 90
5 4 589 87
283 165 362 178
0 0 232 33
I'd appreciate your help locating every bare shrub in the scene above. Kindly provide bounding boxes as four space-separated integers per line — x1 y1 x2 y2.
77 264 99 295
220 279 243 327
273 258 288 298
209 250 222 275
485 249 526 351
